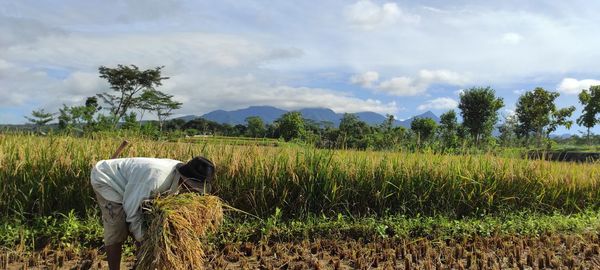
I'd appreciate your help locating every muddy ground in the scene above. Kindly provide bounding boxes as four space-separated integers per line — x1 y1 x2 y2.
3 233 600 269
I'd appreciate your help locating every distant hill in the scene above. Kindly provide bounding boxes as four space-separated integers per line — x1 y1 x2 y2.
184 105 441 128
298 108 339 125
201 106 287 126
175 115 200 122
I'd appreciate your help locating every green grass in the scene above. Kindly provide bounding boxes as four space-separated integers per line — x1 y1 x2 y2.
3 210 600 252
551 144 600 152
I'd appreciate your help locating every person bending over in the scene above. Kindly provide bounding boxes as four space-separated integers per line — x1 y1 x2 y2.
90 156 215 270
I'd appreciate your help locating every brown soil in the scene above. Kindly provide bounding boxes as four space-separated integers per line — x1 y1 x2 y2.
0 249 133 270
3 233 600 269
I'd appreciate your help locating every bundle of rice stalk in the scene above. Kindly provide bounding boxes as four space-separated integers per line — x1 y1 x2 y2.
136 193 223 270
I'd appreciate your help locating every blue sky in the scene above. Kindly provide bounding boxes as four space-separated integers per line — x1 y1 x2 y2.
2 0 600 134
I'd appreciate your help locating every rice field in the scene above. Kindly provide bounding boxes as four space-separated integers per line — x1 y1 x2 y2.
6 234 600 269
1 134 600 219
2 133 600 268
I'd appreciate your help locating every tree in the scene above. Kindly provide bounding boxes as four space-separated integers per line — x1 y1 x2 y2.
96 65 169 127
121 112 139 130
439 110 459 149
58 97 102 131
182 118 227 135
164 118 187 132
185 128 199 136
233 124 247 137
515 87 575 147
25 108 55 131
338 113 371 149
245 116 266 137
368 114 405 150
82 96 102 124
498 113 518 147
274 111 305 141
379 114 395 133
303 118 321 136
577 85 600 144
458 87 504 145
319 121 335 131
138 89 182 131
410 117 437 144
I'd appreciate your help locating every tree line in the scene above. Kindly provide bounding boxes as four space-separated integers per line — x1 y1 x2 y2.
24 65 600 150
26 65 181 135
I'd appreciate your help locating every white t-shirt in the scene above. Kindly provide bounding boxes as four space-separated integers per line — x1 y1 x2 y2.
90 157 182 241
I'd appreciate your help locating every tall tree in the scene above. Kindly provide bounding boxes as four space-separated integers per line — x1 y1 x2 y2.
515 87 575 146
379 114 395 133
410 117 437 144
138 89 182 131
577 85 600 144
25 108 55 131
339 113 371 149
96 65 168 127
458 86 504 145
121 112 139 130
374 114 400 149
439 110 459 149
274 111 306 141
245 116 266 137
58 96 102 131
498 113 518 147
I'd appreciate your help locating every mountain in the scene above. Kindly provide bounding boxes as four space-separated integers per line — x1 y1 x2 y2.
175 115 200 122
355 112 388 126
413 111 440 122
196 105 440 127
549 133 574 139
202 106 287 125
299 108 340 125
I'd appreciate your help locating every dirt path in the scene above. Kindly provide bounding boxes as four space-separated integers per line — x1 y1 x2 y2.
3 233 600 269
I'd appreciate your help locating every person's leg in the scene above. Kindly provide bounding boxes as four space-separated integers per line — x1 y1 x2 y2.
95 192 129 270
106 242 123 270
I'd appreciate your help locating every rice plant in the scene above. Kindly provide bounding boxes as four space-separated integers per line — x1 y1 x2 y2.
1 134 600 219
136 193 223 270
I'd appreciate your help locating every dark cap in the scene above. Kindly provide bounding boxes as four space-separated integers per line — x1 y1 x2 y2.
177 156 215 182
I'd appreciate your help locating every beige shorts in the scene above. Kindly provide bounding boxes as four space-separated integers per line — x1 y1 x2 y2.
95 192 129 246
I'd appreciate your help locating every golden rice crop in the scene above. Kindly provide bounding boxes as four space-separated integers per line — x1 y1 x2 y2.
1 134 600 219
135 193 223 270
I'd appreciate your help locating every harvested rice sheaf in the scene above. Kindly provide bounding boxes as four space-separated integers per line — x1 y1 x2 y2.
136 193 223 270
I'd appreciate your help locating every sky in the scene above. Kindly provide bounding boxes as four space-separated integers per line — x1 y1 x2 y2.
2 0 600 134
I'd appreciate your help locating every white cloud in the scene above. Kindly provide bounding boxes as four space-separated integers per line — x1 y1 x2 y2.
417 97 458 111
0 62 109 110
502 108 516 118
6 0 600 127
557 78 600 95
454 89 465 96
63 72 106 96
0 60 53 106
0 25 398 120
350 71 379 87
374 69 469 96
167 73 400 116
501 32 523 45
418 69 469 85
344 0 419 30
378 76 424 96
2 32 300 70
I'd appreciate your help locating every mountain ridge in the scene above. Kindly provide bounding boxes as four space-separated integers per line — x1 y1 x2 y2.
177 105 441 128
